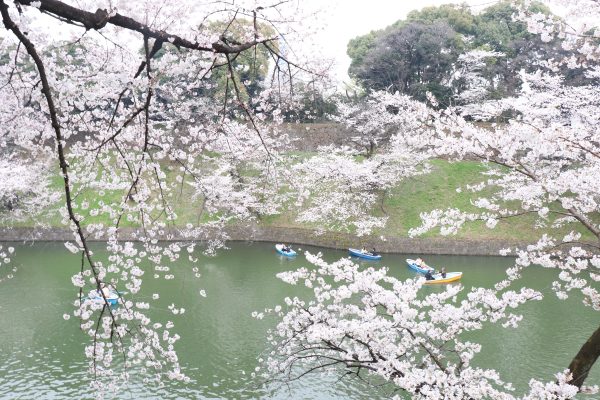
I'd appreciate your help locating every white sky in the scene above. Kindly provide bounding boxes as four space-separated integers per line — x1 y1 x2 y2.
311 0 494 84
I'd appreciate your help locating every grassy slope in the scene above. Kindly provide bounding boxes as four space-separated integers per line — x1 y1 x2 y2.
260 158 592 242
6 159 591 242
380 160 541 240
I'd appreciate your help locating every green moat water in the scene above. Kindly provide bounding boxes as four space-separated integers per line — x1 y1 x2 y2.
0 242 597 399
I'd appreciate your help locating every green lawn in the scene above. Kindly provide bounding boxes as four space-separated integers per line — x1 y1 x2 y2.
259 158 594 242
379 160 538 239
5 157 593 242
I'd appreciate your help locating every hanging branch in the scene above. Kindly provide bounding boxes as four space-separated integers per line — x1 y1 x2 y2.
15 0 277 54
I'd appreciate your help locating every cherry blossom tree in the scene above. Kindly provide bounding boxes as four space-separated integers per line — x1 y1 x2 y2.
0 158 59 221
263 1 600 397
332 92 398 157
0 5 414 395
263 254 563 399
276 90 441 237
453 49 505 111
0 0 330 394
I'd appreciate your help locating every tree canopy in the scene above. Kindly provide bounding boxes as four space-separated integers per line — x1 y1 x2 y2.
347 1 590 108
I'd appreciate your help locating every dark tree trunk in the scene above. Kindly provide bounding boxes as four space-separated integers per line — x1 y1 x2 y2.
567 323 600 389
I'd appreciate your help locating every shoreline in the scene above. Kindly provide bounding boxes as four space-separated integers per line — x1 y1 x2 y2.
0 225 530 256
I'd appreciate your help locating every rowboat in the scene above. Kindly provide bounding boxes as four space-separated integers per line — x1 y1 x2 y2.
348 248 382 260
406 258 435 274
275 244 297 257
423 272 462 284
87 289 119 305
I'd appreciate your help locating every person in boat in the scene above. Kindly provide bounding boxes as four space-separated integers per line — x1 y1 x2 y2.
424 270 435 280
361 247 368 254
371 247 378 256
417 258 433 271
440 267 446 278
282 244 292 253
100 283 111 298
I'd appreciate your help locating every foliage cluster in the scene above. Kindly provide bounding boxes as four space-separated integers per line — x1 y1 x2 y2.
347 1 593 108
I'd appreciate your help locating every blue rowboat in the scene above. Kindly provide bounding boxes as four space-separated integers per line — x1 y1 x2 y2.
348 248 382 260
406 258 435 274
275 244 297 257
87 289 119 306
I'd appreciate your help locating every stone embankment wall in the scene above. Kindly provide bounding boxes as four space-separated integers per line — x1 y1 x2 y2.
0 226 528 256
227 225 526 256
278 123 470 159
279 123 355 151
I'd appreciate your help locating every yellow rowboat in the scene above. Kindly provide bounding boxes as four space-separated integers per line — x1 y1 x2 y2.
423 272 462 284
